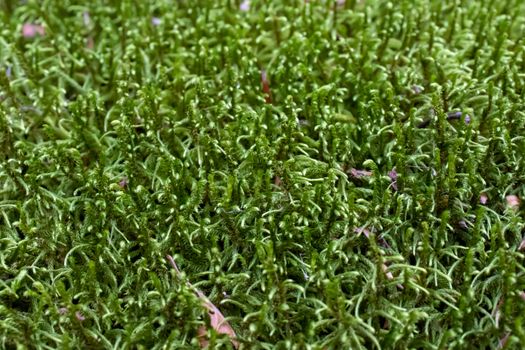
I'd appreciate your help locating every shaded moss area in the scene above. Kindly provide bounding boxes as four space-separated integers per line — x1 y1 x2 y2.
1 0 525 348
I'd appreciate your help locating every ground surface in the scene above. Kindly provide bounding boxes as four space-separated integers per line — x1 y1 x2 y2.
1 1 525 349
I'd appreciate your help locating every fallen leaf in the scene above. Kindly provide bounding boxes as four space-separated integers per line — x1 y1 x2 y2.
412 85 423 94
119 177 128 188
446 111 471 124
480 193 488 205
381 263 403 290
75 311 85 321
493 298 504 328
86 36 94 49
350 168 372 178
381 264 393 280
518 237 525 251
167 255 238 349
388 168 398 190
83 11 91 27
239 0 250 11
152 17 161 26
57 307 85 322
506 195 520 209
353 226 371 238
498 332 510 349
22 23 45 38
261 70 272 103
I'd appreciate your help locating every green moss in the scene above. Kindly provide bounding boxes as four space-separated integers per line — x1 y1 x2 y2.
1 0 525 348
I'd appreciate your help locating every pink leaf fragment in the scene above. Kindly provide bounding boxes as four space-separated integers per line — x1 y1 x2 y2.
83 11 91 27
519 237 525 251
381 264 403 289
350 168 372 178
22 23 45 38
151 17 161 26
261 69 272 103
388 168 398 190
378 237 391 249
412 85 423 94
353 226 371 238
381 264 394 280
498 332 510 349
119 177 128 188
353 226 391 249
388 169 397 181
167 255 238 349
86 37 94 49
58 307 85 322
480 193 488 205
493 298 504 328
506 195 520 209
239 0 250 11
494 309 501 328
261 70 268 84
75 311 85 321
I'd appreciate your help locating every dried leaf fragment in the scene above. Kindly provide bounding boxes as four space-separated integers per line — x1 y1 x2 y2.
22 23 45 38
353 226 371 238
239 0 250 11
350 168 372 178
261 70 272 103
381 263 404 290
480 193 488 205
498 332 510 349
506 195 520 209
388 168 398 191
167 255 238 349
518 237 525 251
152 17 161 26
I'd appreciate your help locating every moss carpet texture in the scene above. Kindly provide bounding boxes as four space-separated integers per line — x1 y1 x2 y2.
1 0 525 349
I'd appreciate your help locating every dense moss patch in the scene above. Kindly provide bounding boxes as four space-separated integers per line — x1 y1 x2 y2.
1 1 525 348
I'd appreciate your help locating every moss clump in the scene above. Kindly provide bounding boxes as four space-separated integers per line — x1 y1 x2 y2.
1 1 525 348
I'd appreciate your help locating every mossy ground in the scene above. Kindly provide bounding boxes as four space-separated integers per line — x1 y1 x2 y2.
1 0 525 349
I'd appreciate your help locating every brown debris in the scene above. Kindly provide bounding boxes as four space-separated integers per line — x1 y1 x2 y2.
167 255 238 348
